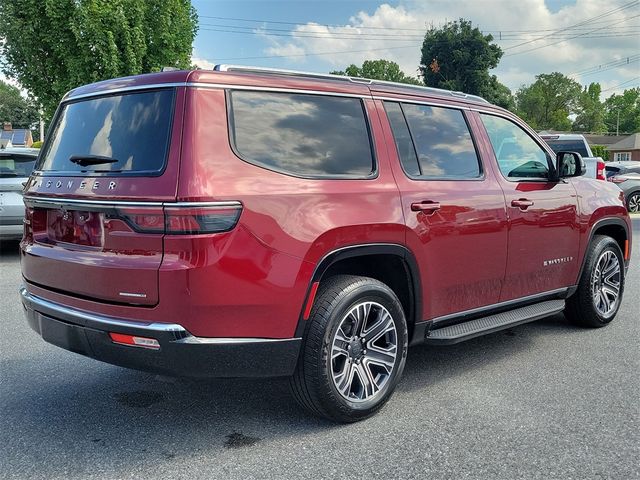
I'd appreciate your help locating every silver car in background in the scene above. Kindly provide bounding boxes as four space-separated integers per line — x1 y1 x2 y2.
606 161 640 213
0 148 39 241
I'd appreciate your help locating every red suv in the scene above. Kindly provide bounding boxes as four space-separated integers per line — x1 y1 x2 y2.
20 66 632 422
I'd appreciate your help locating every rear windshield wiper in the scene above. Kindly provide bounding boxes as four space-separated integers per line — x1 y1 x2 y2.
69 155 119 167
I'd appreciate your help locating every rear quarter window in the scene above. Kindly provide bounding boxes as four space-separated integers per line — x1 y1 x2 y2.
228 90 375 178
0 155 37 177
37 89 175 175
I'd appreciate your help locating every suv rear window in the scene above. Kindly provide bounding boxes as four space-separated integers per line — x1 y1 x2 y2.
0 153 37 177
38 89 175 175
228 90 374 178
542 139 590 157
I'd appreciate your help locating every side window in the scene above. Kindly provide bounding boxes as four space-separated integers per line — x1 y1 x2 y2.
480 114 551 180
401 103 481 179
228 90 374 178
383 102 420 176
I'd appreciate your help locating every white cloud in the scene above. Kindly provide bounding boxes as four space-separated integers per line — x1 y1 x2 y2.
0 71 27 96
254 0 639 98
191 54 216 70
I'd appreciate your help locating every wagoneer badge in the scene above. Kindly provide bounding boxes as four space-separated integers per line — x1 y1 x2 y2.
33 179 117 191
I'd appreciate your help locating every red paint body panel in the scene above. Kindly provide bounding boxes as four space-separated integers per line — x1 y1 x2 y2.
20 69 633 345
374 101 509 320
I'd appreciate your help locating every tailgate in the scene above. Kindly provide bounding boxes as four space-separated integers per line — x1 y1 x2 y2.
21 86 185 306
22 197 166 305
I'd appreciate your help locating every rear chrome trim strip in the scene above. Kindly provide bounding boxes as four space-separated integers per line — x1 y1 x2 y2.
20 286 300 345
23 196 242 209
20 287 186 333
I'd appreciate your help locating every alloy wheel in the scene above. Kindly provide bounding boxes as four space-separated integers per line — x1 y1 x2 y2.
330 301 398 403
628 194 640 213
591 250 621 317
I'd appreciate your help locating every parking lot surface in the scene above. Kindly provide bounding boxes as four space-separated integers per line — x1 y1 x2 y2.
1 217 639 480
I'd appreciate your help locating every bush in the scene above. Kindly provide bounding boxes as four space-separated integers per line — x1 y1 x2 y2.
31 140 42 148
591 144 608 160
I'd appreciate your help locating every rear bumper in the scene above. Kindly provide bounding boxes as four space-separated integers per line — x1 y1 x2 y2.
0 223 23 240
20 287 301 378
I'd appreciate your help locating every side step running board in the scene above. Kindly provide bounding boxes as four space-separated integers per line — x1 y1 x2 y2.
425 299 565 345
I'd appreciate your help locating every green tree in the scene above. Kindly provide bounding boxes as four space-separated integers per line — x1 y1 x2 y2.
573 83 605 133
0 80 39 130
0 0 198 117
419 18 513 109
515 72 582 131
603 88 640 134
331 59 422 85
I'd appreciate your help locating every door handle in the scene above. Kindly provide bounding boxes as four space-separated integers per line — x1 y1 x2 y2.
511 198 534 209
411 201 441 213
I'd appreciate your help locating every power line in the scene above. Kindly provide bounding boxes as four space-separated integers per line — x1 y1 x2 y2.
198 25 640 42
211 43 421 62
504 14 640 56
568 55 640 77
198 12 639 34
601 76 640 92
198 21 640 39
503 0 639 51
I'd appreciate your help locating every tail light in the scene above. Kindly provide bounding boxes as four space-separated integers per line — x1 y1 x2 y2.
610 176 627 184
596 160 606 181
119 202 242 235
23 207 34 240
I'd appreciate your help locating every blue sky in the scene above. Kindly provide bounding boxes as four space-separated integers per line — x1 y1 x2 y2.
191 0 640 97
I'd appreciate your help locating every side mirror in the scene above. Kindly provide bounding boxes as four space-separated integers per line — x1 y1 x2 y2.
555 151 586 179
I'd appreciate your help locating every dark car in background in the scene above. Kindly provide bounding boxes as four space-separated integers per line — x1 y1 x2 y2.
0 148 39 241
606 161 640 213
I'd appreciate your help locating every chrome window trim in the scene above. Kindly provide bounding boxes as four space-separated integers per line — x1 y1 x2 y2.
372 95 472 110
64 82 189 101
65 82 373 102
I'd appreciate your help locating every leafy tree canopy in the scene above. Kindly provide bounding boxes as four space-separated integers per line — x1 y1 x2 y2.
0 80 39 130
515 72 582 131
573 82 605 133
419 18 513 109
331 59 422 85
603 87 640 134
0 0 198 117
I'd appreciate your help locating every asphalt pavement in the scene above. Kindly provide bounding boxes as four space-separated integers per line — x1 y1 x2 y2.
1 217 638 479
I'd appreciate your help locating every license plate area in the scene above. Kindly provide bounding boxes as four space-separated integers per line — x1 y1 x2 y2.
45 209 105 247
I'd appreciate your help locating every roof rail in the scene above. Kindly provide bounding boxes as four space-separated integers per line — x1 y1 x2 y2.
214 64 372 84
213 64 490 104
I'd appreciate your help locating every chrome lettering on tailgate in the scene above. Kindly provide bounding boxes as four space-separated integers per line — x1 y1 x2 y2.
32 178 117 191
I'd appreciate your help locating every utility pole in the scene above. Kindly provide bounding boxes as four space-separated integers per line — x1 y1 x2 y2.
39 105 44 142
616 109 620 136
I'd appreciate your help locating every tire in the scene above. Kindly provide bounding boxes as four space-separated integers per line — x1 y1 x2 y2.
565 235 625 327
627 192 640 213
289 275 408 422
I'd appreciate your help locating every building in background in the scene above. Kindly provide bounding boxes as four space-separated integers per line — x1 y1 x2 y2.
1 122 33 148
607 133 640 162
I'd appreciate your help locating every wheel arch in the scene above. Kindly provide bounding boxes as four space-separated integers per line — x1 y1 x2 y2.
577 217 630 283
295 244 422 339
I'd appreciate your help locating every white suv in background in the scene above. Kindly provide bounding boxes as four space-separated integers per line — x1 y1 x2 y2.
540 134 606 180
0 148 39 241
